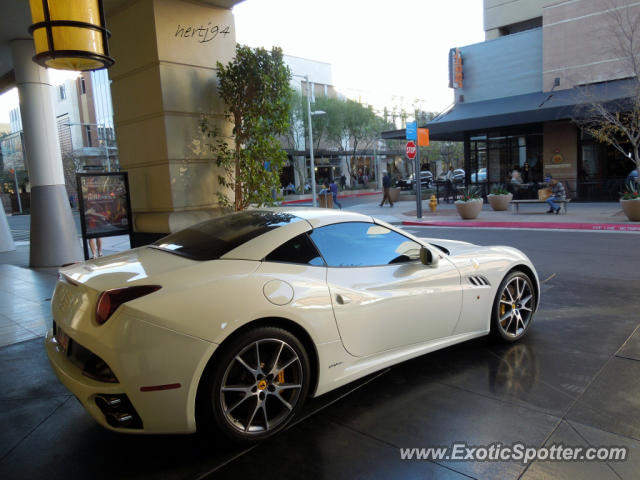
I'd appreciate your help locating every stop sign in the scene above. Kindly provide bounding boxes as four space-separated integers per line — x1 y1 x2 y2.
406 141 417 159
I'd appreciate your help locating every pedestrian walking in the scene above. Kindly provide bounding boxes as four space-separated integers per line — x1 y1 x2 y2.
445 166 455 203
380 171 394 207
330 179 342 209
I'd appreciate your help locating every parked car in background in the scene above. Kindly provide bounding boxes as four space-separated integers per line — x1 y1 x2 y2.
470 168 487 183
437 169 465 184
399 171 433 190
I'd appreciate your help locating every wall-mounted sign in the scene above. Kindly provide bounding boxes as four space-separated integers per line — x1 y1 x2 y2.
552 152 564 164
76 172 133 260
449 48 463 89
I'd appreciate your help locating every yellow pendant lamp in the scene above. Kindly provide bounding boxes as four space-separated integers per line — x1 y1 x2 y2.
28 0 115 71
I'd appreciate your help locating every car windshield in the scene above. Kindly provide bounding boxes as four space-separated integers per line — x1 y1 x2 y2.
152 211 302 260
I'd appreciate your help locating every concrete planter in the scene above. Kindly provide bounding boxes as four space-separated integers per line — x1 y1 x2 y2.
488 193 513 211
621 198 640 221
455 199 483 219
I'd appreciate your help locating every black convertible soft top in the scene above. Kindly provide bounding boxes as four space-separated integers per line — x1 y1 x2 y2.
151 211 302 261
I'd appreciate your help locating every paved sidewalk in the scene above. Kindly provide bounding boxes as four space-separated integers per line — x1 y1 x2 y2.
344 200 640 232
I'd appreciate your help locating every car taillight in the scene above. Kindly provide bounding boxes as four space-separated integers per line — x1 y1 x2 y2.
96 285 161 325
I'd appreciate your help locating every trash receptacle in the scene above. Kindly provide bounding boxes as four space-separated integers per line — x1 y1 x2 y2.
318 193 334 208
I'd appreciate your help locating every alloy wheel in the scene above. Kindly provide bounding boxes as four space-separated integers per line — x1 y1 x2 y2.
219 338 304 434
497 275 534 338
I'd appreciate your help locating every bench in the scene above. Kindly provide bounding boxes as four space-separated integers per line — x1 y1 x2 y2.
510 199 571 214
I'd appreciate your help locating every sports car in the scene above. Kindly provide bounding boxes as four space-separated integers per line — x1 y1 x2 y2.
46 208 539 442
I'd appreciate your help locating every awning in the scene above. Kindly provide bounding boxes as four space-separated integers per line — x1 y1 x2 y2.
381 78 636 141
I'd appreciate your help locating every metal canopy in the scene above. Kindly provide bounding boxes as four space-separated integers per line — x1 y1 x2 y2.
381 78 637 142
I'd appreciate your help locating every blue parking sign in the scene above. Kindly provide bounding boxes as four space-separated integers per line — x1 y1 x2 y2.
406 122 417 140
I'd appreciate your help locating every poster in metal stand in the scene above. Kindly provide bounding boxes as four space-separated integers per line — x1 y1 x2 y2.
76 172 134 260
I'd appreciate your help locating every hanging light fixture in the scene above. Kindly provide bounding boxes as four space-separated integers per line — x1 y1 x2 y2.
28 0 115 71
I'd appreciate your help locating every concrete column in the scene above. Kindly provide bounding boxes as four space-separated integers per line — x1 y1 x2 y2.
10 39 83 267
107 0 236 242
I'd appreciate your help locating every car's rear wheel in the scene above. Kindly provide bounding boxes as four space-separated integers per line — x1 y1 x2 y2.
200 326 310 443
491 271 536 342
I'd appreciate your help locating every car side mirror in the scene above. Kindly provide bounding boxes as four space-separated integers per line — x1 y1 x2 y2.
420 246 439 267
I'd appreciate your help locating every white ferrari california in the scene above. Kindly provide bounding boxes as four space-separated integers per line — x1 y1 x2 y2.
46 208 539 442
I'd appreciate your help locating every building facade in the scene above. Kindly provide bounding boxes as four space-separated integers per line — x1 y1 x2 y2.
404 0 640 200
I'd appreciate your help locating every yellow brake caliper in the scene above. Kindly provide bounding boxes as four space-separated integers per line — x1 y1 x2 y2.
277 370 285 383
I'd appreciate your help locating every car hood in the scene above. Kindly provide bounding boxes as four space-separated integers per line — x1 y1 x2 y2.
60 246 197 291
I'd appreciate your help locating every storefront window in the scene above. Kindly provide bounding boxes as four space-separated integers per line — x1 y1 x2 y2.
578 130 635 200
467 129 543 195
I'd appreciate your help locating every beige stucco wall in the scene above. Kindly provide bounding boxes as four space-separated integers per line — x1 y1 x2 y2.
543 122 577 195
542 0 640 91
484 0 559 38
108 0 236 233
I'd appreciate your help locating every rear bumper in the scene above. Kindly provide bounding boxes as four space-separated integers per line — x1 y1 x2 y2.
46 329 131 432
45 320 217 434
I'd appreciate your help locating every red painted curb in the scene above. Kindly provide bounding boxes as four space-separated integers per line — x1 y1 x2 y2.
402 220 640 232
281 191 381 205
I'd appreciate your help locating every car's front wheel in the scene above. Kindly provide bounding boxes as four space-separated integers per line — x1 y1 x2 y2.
200 326 310 443
491 271 536 342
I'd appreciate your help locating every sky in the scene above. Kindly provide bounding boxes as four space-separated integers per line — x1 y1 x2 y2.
233 0 485 115
0 69 78 125
0 0 485 124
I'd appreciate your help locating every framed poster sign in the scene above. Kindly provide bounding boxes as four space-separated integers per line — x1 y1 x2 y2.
76 172 133 260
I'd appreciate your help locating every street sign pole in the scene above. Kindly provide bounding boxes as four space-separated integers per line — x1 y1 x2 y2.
415 146 422 218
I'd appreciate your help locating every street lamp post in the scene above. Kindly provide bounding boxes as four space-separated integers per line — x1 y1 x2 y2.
293 73 327 207
304 76 318 207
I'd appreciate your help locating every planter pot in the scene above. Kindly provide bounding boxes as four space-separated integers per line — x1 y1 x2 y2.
455 199 483 219
621 198 640 221
487 193 513 211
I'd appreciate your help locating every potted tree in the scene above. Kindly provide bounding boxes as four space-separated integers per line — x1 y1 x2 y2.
487 184 513 211
620 182 640 221
455 187 483 219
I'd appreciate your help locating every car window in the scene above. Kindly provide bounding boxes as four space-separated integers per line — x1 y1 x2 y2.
309 222 422 267
152 211 302 260
265 233 325 266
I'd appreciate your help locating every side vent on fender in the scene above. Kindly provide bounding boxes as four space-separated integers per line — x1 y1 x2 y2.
467 275 491 287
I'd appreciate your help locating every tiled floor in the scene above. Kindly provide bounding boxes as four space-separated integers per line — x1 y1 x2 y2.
0 264 56 347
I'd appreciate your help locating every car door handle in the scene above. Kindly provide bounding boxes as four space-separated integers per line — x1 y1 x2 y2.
336 294 352 305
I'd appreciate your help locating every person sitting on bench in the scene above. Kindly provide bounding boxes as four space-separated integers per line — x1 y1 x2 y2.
545 176 565 214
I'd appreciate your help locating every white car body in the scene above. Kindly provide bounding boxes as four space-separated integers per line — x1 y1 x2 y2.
46 208 539 434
